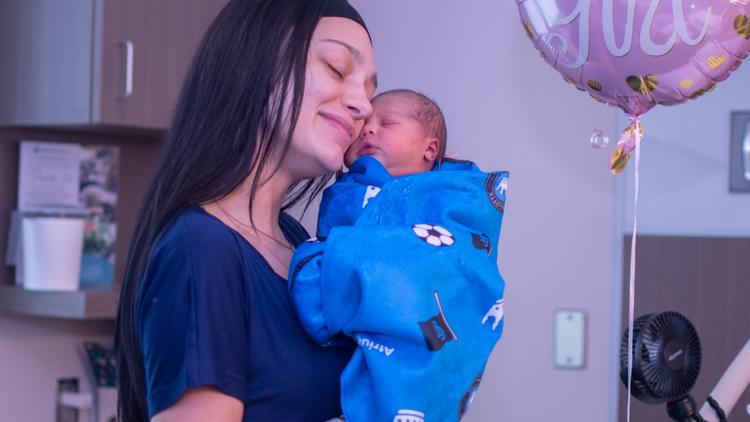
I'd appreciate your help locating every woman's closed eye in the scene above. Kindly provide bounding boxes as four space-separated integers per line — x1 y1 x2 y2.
327 63 345 79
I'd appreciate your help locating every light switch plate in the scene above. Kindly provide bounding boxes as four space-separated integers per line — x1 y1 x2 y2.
730 111 750 192
554 309 587 369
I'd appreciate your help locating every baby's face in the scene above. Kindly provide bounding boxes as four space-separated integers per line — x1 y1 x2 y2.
344 95 433 177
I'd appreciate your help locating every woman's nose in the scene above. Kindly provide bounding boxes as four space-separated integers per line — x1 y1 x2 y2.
345 87 373 121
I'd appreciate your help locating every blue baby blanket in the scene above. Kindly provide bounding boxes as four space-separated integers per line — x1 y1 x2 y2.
289 156 509 421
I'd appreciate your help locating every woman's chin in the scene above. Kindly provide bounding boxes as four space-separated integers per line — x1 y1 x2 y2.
321 154 345 174
285 144 346 179
307 149 345 177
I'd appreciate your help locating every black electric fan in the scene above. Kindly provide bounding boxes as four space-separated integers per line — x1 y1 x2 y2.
620 311 706 421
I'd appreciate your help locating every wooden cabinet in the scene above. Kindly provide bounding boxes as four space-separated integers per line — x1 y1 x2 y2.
0 0 227 129
96 0 227 128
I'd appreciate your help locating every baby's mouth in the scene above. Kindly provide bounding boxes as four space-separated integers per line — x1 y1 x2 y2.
358 141 378 156
359 146 378 156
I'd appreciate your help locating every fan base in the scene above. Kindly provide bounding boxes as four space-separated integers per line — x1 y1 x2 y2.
666 395 705 422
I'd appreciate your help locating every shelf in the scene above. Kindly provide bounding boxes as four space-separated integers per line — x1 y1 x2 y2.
0 284 118 320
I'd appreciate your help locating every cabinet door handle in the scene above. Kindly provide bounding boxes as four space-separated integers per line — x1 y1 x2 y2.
744 121 750 181
119 40 134 99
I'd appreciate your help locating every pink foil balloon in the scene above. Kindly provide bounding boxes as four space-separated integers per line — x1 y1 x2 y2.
516 0 750 117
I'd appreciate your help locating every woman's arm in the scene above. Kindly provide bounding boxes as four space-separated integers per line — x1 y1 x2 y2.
152 387 243 422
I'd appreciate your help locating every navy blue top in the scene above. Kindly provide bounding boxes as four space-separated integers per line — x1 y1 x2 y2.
136 207 353 421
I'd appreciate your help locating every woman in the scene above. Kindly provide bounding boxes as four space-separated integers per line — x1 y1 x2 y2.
114 0 377 420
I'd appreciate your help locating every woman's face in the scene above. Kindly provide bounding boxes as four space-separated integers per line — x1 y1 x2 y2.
283 17 377 181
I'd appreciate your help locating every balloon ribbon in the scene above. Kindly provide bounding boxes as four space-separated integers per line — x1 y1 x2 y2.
621 114 642 422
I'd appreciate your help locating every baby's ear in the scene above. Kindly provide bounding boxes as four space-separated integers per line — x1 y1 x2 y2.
423 137 439 162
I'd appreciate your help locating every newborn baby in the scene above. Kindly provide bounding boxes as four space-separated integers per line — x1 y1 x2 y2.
290 89 509 422
317 89 448 237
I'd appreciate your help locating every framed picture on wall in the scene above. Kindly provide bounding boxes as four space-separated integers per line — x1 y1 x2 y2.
730 111 750 192
14 140 120 287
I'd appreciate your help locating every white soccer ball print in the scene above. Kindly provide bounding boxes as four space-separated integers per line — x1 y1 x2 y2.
412 224 455 247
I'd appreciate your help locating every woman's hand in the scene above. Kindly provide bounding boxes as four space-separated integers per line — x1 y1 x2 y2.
151 387 243 422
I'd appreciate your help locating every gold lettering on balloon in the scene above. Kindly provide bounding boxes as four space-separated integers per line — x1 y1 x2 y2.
707 55 727 69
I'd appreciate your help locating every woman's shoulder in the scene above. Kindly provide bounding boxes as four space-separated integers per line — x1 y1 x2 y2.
154 207 309 256
153 207 243 261
140 207 246 300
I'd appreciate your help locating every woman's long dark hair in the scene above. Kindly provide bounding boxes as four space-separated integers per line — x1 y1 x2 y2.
115 0 335 419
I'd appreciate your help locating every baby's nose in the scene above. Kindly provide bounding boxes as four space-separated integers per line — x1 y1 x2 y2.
362 125 376 137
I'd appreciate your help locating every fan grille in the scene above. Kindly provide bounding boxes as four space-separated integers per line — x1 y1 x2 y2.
620 312 701 403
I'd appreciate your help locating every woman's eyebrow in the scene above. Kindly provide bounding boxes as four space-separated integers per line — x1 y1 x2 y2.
321 38 362 62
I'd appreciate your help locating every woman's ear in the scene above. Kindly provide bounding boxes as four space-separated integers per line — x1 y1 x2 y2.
423 137 439 162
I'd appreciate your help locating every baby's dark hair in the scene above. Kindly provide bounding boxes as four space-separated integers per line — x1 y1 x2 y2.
373 89 447 163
